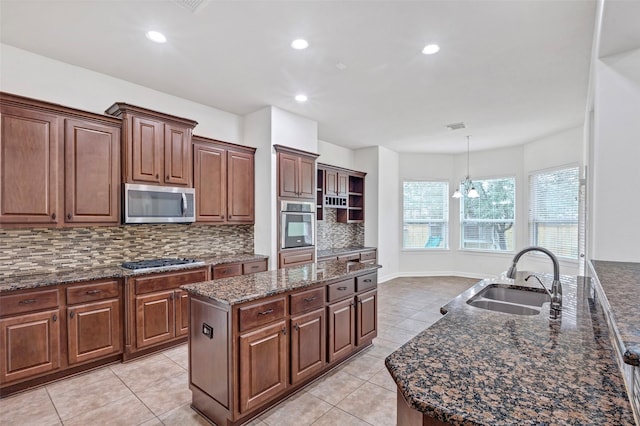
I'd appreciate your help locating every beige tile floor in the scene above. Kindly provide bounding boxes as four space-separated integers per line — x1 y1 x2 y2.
0 276 477 426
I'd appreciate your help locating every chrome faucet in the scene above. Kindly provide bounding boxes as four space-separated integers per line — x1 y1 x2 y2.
506 246 562 320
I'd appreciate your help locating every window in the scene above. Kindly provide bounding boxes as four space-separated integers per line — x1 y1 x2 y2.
402 181 448 249
460 177 515 251
529 166 580 259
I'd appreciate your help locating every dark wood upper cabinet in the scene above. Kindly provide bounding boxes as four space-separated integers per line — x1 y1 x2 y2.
64 119 120 223
0 105 60 225
1 93 121 227
193 136 256 224
274 145 319 200
318 163 366 224
106 103 197 187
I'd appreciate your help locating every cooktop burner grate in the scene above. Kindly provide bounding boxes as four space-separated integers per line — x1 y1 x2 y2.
121 258 202 270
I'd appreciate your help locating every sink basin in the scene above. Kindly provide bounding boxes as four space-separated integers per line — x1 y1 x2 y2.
466 284 550 316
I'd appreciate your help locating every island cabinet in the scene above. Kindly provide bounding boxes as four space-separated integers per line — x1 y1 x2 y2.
0 93 121 227
193 136 256 224
188 269 378 426
125 267 208 360
0 278 124 396
274 144 318 200
106 102 197 187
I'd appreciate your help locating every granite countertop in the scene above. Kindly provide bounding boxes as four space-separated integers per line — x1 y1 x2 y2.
385 273 635 425
181 260 381 305
591 260 640 366
317 246 377 258
0 253 269 293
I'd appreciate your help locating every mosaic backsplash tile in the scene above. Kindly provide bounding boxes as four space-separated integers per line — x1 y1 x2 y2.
316 208 364 251
0 224 254 277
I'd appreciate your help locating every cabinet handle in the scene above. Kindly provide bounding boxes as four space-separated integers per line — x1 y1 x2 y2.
257 309 274 316
250 265 260 270
52 314 57 322
69 311 75 319
281 327 287 335
86 289 102 295
19 299 37 305
303 296 316 302
67 213 72 220
51 213 56 220
363 279 372 283
337 286 348 291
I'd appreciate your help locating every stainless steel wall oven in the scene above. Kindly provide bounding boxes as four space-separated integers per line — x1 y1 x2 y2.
280 200 315 249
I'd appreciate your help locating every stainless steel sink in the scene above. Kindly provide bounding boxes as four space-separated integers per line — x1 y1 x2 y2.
466 284 551 315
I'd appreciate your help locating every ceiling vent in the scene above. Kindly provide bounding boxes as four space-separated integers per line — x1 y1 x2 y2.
172 0 210 13
445 122 466 131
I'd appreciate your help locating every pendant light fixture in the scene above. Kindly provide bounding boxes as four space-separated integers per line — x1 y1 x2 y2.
452 135 480 199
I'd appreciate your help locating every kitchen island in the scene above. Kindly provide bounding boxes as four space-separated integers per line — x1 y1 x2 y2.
181 260 381 426
385 273 636 425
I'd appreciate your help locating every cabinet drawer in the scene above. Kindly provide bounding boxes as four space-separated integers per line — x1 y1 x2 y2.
213 263 243 279
238 298 286 332
327 278 355 303
279 249 314 267
290 287 325 315
337 253 359 262
66 279 119 305
0 289 59 317
356 273 377 292
134 268 208 294
243 260 267 275
359 251 376 262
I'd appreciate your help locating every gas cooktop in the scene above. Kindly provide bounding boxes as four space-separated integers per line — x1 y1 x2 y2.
121 258 204 273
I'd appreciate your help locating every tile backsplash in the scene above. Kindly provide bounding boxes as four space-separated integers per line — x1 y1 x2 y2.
316 208 364 251
0 224 253 277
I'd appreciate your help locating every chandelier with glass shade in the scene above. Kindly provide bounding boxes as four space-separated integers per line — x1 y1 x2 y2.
452 135 479 199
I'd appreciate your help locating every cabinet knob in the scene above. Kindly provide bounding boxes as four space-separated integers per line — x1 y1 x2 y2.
166 175 170 180
69 311 75 319
67 213 72 220
52 314 57 322
294 323 299 331
156 174 159 179
228 215 232 219
220 215 224 219
281 327 287 335
51 213 56 220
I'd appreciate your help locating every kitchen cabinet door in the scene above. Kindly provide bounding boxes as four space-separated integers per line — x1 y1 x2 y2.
278 152 300 198
194 143 226 222
327 298 355 363
227 149 254 223
325 169 338 196
290 308 325 385
135 290 176 349
130 115 163 184
67 299 121 365
238 320 287 413
356 290 377 345
0 105 60 225
298 156 316 199
64 118 120 224
176 290 189 337
164 123 191 187
0 310 61 384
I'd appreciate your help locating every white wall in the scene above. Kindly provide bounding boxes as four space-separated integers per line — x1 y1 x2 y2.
354 147 379 251
0 44 243 143
377 147 400 282
317 140 356 170
271 107 318 153
591 55 640 262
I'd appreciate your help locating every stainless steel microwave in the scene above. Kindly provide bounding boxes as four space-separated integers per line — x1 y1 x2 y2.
124 183 195 224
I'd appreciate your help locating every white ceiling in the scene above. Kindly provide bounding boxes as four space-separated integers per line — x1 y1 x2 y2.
0 0 599 153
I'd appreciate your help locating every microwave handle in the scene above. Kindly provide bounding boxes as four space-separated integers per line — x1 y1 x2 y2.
181 193 187 216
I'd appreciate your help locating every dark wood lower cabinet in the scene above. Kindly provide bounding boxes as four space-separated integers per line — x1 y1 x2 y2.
189 270 378 426
67 299 121 365
0 310 61 384
327 298 355 362
177 290 189 337
290 308 325 385
239 320 288 413
135 290 176 349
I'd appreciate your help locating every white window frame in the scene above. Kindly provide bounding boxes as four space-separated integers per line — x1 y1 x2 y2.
528 164 580 260
402 180 449 250
459 176 516 252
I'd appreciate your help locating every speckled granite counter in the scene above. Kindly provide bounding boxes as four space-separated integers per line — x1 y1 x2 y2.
590 260 640 366
385 274 635 425
181 260 380 305
0 253 268 293
317 246 377 259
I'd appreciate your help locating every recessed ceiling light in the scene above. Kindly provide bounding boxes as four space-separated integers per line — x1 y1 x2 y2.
291 39 309 50
422 44 440 55
295 94 308 102
146 30 167 43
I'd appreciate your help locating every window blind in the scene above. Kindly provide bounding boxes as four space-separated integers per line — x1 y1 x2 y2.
402 181 448 249
529 167 579 259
